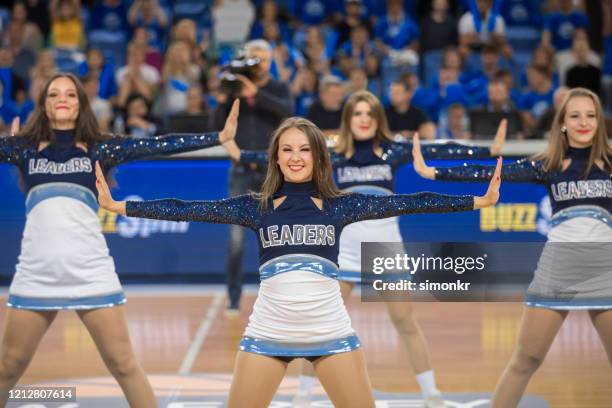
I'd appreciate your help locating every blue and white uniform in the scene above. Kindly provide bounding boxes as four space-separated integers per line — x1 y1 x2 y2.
126 182 474 357
240 140 491 282
0 130 221 310
436 146 612 309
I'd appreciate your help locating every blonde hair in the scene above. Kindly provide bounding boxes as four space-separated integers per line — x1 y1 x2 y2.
257 117 343 209
336 90 393 157
537 87 612 176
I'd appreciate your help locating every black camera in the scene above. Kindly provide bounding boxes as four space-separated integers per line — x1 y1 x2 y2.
219 56 261 97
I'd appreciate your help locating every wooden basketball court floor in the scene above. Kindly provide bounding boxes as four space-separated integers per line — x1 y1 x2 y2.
1 285 611 407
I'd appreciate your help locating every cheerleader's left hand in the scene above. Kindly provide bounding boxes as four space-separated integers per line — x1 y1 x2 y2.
474 156 502 209
219 99 240 144
490 119 507 156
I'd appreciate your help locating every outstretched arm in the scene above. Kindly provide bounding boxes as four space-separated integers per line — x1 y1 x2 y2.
412 132 546 183
96 100 240 167
95 161 259 228
331 158 502 226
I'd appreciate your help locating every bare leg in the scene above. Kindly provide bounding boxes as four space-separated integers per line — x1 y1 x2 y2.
492 307 567 408
313 349 375 408
78 306 156 408
0 308 57 406
227 351 287 408
589 309 612 365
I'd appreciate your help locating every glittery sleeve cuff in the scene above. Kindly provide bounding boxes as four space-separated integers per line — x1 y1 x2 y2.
96 132 220 167
421 142 490 160
331 192 474 226
125 194 260 228
239 150 269 165
0 136 26 165
434 159 547 183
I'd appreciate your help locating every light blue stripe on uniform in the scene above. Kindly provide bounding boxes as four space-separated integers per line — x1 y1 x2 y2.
551 205 612 228
239 334 361 357
25 182 98 215
525 295 612 310
344 185 393 196
259 254 339 280
338 269 413 283
7 291 126 310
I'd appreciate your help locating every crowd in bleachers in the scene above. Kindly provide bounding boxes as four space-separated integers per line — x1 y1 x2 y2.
0 0 611 140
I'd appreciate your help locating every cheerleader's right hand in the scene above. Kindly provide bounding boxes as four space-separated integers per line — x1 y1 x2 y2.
412 133 435 179
473 157 502 209
95 161 126 215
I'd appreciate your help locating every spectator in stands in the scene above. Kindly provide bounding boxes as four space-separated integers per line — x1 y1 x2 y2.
335 0 372 52
420 0 459 54
3 22 37 86
29 49 58 83
91 0 130 33
184 84 207 115
82 74 113 132
0 78 19 129
344 67 368 95
519 64 556 135
534 86 569 139
24 0 50 41
557 29 601 89
290 65 318 116
0 49 27 105
373 0 419 67
301 26 330 74
79 48 117 101
212 0 255 53
159 40 201 114
291 0 341 28
18 75 45 124
211 39 293 313
458 0 510 58
565 38 601 95
437 102 471 140
116 42 160 107
386 78 436 139
249 0 291 44
204 63 225 110
49 0 85 50
306 74 345 135
131 26 163 73
8 2 44 52
338 24 378 70
497 69 521 105
122 93 162 138
541 0 588 52
128 0 169 53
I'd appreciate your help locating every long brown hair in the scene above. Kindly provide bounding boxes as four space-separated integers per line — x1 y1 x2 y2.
17 73 110 147
537 87 612 176
257 117 343 209
336 90 393 157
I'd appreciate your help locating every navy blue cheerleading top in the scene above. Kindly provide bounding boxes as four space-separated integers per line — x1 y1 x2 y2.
435 146 612 216
0 130 220 212
125 180 474 270
239 139 491 195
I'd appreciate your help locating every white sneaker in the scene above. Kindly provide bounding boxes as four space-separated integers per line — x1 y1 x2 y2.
424 394 447 408
291 393 312 408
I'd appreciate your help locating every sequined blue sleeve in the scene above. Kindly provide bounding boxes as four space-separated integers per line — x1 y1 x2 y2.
125 194 261 229
327 192 474 227
239 150 269 165
0 137 27 165
383 141 491 167
435 158 548 183
95 132 221 167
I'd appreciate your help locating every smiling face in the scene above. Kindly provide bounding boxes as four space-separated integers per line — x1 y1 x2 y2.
276 127 314 183
563 96 597 148
350 100 377 141
44 76 79 129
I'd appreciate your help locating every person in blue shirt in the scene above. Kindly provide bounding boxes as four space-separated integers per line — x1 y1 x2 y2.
500 0 543 27
541 0 588 51
98 115 502 408
412 87 612 407
0 73 240 407
519 64 557 134
373 0 419 58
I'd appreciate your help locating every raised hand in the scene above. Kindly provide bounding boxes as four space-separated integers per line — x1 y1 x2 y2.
95 161 126 215
219 99 240 144
474 157 502 209
411 133 435 179
9 117 20 136
490 119 507 156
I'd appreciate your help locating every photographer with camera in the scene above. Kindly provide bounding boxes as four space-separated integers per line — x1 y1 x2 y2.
212 39 293 314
